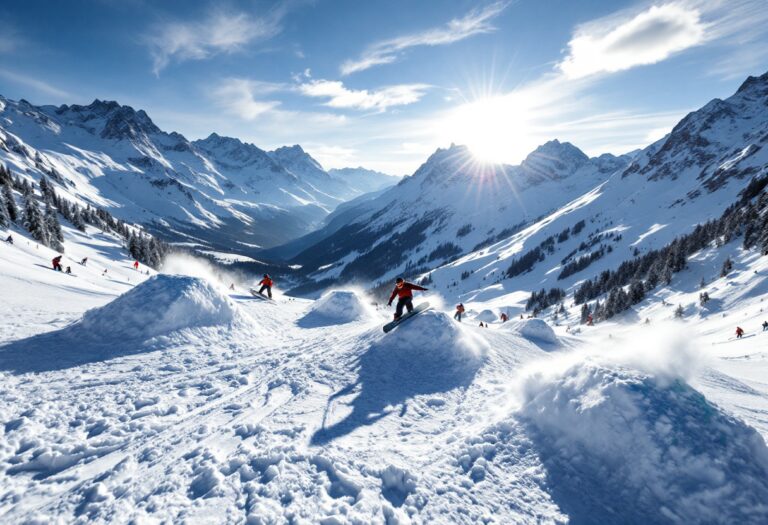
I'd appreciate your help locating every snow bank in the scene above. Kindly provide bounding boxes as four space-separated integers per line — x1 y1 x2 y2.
311 311 487 445
298 290 376 327
504 319 558 345
518 361 768 523
474 309 497 323
78 275 252 340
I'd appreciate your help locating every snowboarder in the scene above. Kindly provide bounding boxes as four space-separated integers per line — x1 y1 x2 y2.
387 277 428 321
52 255 63 271
257 274 273 299
65 266 72 274
454 303 465 322
4 235 12 244
133 260 139 271
500 312 509 323
80 257 88 266
736 326 744 339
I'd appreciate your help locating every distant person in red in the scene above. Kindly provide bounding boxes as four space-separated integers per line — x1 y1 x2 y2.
387 277 427 321
133 260 139 270
454 303 465 322
736 326 744 339
587 314 594 326
258 274 273 299
52 255 63 271
500 312 509 323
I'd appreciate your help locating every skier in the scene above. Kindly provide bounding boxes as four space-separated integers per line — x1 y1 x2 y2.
80 257 88 266
736 326 744 339
4 234 12 244
762 321 768 332
454 303 465 322
500 312 509 323
52 255 63 271
387 277 428 321
133 260 139 271
257 274 273 299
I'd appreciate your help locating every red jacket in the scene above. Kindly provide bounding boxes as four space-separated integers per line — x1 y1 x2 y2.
389 282 427 302
259 277 273 287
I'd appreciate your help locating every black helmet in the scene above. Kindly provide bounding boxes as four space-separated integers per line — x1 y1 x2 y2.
395 276 404 283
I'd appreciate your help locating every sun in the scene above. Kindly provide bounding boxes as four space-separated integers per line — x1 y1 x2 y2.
441 94 537 165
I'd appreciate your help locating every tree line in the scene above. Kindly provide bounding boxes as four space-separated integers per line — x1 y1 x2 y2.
1 163 168 268
527 174 768 322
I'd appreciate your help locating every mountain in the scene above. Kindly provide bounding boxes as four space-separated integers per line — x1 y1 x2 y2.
0 97 398 252
409 71 768 305
328 167 401 196
284 71 768 297
285 139 633 291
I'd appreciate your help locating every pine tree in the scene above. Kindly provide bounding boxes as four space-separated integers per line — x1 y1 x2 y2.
2 183 18 223
0 190 9 228
721 257 733 277
71 205 86 232
23 195 49 247
45 202 64 250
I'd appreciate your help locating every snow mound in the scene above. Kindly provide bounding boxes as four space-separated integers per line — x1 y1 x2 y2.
506 319 558 344
311 310 487 445
78 275 251 340
519 362 768 523
298 290 375 327
474 309 497 323
380 310 487 365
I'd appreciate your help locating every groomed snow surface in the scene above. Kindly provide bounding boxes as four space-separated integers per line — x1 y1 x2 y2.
2 226 768 523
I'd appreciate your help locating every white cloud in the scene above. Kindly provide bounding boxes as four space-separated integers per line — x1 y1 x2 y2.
299 79 429 111
558 4 705 79
211 78 283 120
0 69 71 99
147 9 284 75
340 1 508 75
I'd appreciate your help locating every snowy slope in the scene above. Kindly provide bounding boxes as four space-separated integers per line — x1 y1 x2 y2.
419 71 768 309
2 216 768 523
289 140 631 289
284 71 768 300
0 97 397 252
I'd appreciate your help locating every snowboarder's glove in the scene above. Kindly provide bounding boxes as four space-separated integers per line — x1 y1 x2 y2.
387 301 392 307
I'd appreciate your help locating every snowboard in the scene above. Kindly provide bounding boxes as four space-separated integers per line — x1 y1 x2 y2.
383 302 430 333
249 288 273 301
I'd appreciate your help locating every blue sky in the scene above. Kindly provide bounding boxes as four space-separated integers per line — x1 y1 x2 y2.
1 0 767 174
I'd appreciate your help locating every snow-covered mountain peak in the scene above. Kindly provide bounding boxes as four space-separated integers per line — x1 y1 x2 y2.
736 70 768 96
269 144 326 178
52 99 162 141
192 133 278 171
520 139 589 180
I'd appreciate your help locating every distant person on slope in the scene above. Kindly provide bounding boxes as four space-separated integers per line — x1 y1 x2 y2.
80 257 88 266
500 312 509 323
762 321 768 332
454 303 465 322
387 277 427 321
736 326 744 339
257 274 273 299
5 234 12 244
133 260 139 271
52 255 63 271
65 266 72 274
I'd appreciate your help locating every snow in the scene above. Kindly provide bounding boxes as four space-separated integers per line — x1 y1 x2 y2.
298 289 376 327
2 219 768 523
78 274 252 340
512 318 559 345
3 73 768 523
